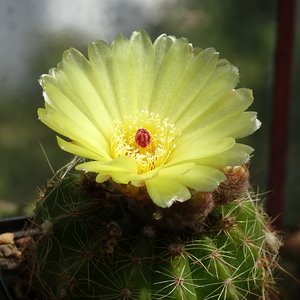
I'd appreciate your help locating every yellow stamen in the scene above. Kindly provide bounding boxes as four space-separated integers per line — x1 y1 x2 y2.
111 110 177 174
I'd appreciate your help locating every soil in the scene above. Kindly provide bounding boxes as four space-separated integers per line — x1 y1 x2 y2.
0 235 39 300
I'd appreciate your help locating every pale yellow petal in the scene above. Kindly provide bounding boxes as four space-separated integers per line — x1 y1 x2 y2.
110 34 137 117
76 156 137 184
88 32 156 121
178 90 260 143
130 31 155 112
216 112 261 139
88 40 121 120
129 163 195 187
57 137 109 162
129 163 194 188
178 88 254 140
95 174 110 183
191 143 254 168
40 48 116 143
40 82 110 151
145 177 191 208
129 167 162 187
174 59 240 133
168 137 235 166
176 165 226 191
38 108 110 159
58 48 116 140
158 163 195 178
149 36 191 116
76 156 137 173
152 47 219 123
152 33 175 73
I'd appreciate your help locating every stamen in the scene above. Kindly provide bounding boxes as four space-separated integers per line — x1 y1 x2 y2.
135 129 151 148
111 110 178 174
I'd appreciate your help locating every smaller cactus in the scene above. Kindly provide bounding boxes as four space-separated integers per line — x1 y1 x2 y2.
27 159 281 300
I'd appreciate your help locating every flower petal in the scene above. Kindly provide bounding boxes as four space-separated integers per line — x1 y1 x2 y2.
38 107 111 160
192 143 254 168
149 35 191 117
41 48 116 143
57 137 109 162
130 31 156 112
39 82 110 152
61 48 116 130
110 34 137 118
76 156 137 184
168 137 236 166
153 47 220 123
129 167 162 187
159 163 195 178
88 39 121 120
176 165 226 191
129 163 195 187
96 174 111 183
174 59 240 134
88 31 156 121
145 177 191 208
178 88 257 141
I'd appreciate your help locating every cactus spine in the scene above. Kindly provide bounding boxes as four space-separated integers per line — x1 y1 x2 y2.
27 159 281 300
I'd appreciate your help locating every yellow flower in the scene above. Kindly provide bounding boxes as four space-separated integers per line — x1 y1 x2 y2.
38 31 261 208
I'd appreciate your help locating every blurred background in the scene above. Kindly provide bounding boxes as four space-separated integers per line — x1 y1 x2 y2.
0 0 299 297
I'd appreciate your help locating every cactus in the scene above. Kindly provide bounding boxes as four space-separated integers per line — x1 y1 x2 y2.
27 158 281 300
28 31 282 299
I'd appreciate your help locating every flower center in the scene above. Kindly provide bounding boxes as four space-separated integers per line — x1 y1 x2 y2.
135 129 151 148
111 110 177 174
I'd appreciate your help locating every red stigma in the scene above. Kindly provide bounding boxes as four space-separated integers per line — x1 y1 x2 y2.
135 129 151 148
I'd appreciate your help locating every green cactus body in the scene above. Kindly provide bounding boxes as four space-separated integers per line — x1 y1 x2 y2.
29 164 280 300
